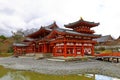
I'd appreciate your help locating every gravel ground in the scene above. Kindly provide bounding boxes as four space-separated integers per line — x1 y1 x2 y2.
0 57 120 78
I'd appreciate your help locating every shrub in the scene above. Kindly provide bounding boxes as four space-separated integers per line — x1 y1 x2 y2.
7 45 14 53
98 47 105 51
0 35 7 40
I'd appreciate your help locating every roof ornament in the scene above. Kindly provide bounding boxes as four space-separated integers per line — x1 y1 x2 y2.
53 21 56 24
80 17 83 21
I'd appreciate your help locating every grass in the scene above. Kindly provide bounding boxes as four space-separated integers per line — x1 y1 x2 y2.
22 72 94 80
101 50 112 53
0 66 16 77
0 53 13 57
0 65 94 80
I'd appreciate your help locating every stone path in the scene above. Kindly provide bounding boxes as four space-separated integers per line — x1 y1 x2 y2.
0 57 120 78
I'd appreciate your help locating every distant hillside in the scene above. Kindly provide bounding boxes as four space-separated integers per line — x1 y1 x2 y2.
0 36 24 53
0 37 13 53
0 28 37 53
23 28 38 36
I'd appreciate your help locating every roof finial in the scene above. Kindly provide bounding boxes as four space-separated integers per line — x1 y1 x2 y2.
53 21 56 24
80 17 83 20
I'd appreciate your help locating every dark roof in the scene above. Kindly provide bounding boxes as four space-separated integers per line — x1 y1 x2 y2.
44 27 101 40
117 36 120 40
13 41 35 47
64 17 99 28
13 43 28 47
55 28 101 38
27 27 51 38
23 38 36 42
26 22 59 38
95 35 114 43
45 21 59 29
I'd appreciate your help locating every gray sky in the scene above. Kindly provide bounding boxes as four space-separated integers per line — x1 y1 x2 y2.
0 0 119 38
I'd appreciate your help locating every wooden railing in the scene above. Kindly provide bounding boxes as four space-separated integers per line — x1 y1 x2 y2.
95 52 120 57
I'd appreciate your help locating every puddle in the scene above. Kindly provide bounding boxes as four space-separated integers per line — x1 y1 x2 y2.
0 72 29 80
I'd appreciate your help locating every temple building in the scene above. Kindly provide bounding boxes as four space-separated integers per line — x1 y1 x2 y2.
13 18 101 57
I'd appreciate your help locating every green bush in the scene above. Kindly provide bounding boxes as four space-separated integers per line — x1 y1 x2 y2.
7 45 14 53
0 35 7 40
96 47 105 51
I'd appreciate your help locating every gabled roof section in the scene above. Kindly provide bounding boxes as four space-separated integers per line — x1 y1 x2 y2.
57 28 100 37
44 28 101 40
23 38 36 42
95 35 114 43
13 41 35 47
26 22 59 39
27 27 51 39
45 21 59 29
64 17 99 28
13 43 28 47
117 36 120 40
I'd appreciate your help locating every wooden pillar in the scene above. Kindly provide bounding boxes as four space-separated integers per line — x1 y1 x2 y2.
91 44 94 56
40 45 41 52
81 43 84 56
64 42 67 57
44 43 46 53
53 46 55 56
54 44 57 56
47 44 50 53
32 44 35 53
41 45 43 52
20 47 22 55
74 42 77 57
38 44 40 52
40 46 42 52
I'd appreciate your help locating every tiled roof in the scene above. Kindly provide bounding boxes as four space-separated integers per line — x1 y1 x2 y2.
117 36 120 40
45 21 59 29
95 35 114 43
26 22 59 38
13 43 28 47
56 28 100 37
23 38 36 42
64 17 99 28
26 27 51 38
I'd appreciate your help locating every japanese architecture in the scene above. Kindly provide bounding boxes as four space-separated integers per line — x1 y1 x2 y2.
13 18 101 57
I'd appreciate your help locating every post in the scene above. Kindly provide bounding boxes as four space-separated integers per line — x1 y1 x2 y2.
44 43 46 53
64 42 67 57
81 43 84 56
91 45 94 56
54 45 56 56
74 42 77 57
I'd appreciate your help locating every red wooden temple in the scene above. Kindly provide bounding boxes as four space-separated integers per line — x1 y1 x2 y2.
13 18 101 57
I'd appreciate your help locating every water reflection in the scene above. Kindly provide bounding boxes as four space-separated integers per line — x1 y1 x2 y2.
95 75 120 80
78 74 120 80
0 72 29 80
0 71 120 80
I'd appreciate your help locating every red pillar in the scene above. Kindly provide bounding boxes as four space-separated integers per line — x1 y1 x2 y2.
47 44 49 53
44 43 46 53
34 45 36 54
53 44 57 56
74 42 77 57
81 43 84 56
20 47 22 55
64 42 67 57
38 44 40 52
53 46 55 56
91 45 94 56
55 46 57 56
41 44 43 53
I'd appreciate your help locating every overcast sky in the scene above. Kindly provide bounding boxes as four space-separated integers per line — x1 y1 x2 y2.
0 0 120 38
